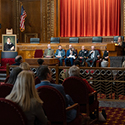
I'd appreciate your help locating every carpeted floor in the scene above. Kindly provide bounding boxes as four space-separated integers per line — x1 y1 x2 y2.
92 107 125 125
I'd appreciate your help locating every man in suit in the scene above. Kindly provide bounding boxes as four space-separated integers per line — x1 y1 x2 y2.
78 46 88 66
35 65 77 122
86 46 100 67
55 45 65 66
65 45 77 66
43 44 54 58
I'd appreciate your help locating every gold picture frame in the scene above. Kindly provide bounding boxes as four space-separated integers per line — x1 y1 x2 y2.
2 34 17 52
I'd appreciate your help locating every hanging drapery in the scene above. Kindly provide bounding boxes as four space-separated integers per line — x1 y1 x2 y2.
60 0 121 37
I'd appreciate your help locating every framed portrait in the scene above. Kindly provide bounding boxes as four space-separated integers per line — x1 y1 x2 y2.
2 34 17 52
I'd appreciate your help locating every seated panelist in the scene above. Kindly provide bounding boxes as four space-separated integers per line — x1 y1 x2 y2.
65 45 77 66
86 46 100 67
43 44 54 58
78 46 88 66
55 45 65 66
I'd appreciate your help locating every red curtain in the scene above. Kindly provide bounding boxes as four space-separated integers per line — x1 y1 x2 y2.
60 0 121 37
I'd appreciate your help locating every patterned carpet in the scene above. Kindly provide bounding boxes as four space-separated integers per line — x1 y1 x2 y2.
92 107 125 125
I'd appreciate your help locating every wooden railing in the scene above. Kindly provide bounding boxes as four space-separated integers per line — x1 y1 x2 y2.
6 64 125 99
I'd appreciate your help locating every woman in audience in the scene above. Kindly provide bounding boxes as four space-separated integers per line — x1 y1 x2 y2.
6 71 48 125
6 67 22 85
19 62 30 70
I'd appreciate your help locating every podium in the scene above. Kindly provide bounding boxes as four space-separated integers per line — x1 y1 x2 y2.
107 43 123 67
107 43 123 56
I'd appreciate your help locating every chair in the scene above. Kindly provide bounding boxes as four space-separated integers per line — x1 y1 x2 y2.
37 85 83 125
113 36 124 42
0 98 27 125
50 37 60 43
30 38 40 43
0 84 13 98
92 37 102 43
34 49 43 58
62 76 99 124
69 37 79 43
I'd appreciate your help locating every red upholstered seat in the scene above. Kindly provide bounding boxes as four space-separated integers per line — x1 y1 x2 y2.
0 98 27 125
34 49 43 58
0 84 13 98
37 85 83 125
62 76 99 124
0 58 15 73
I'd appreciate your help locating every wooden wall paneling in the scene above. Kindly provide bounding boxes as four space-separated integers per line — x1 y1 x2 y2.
1 0 13 34
19 0 40 43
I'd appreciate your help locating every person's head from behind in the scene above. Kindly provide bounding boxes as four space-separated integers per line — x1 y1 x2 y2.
15 55 23 63
19 62 30 70
7 37 11 43
37 59 44 65
118 37 122 42
91 46 95 51
47 44 51 49
37 65 51 81
7 67 22 85
58 45 62 50
6 71 43 111
74 60 80 67
68 65 80 77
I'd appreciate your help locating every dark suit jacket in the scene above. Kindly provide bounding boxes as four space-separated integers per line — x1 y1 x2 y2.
88 50 100 60
35 81 77 122
54 49 65 58
43 49 54 58
78 50 88 59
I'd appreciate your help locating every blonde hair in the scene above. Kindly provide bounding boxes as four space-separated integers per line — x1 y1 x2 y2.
19 62 30 70
68 65 80 77
6 71 43 111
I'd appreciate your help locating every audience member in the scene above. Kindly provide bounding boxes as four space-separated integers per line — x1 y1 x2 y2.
74 60 81 67
43 44 54 58
86 46 100 67
65 45 77 66
55 45 65 66
6 67 22 85
13 55 23 65
19 62 30 70
78 46 88 66
6 71 48 125
37 59 44 66
101 47 109 67
68 65 94 99
35 65 77 122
